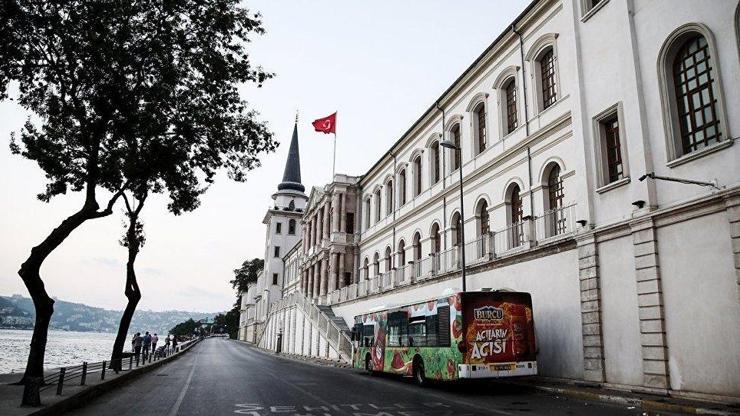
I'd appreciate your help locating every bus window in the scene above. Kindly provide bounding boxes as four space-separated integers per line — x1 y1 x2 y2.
388 311 408 347
425 314 438 346
408 316 426 346
362 324 374 347
437 305 451 347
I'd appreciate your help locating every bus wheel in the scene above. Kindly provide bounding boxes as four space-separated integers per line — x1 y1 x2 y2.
364 354 374 375
413 357 427 386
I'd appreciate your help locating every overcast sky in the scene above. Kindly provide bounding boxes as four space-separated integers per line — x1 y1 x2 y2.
0 1 529 313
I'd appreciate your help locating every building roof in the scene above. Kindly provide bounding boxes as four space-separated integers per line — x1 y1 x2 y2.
277 122 305 193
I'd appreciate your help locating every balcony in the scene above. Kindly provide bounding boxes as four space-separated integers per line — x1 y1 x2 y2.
325 204 578 305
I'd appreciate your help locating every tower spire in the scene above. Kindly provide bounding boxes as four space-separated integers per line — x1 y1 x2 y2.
277 120 305 193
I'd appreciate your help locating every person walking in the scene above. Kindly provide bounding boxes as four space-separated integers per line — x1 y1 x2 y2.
142 331 152 360
132 332 143 363
164 335 171 354
171 335 178 353
151 333 159 353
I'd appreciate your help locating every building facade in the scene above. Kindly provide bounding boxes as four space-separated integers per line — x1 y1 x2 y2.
250 0 740 400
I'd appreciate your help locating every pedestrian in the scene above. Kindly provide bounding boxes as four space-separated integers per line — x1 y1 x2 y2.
151 333 159 352
132 332 143 362
143 331 152 360
171 335 178 353
165 335 171 354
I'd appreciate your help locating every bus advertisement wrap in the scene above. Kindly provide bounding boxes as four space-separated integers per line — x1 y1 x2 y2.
462 292 536 365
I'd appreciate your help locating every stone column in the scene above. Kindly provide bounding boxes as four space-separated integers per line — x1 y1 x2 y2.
323 204 330 240
319 256 328 296
332 193 341 233
576 234 606 382
338 253 346 289
329 252 338 293
339 193 346 233
313 262 321 299
630 217 670 390
308 266 314 299
317 209 323 245
724 193 740 302
311 216 317 247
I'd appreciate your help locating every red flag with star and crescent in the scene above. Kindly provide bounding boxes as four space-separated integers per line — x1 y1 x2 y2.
312 112 336 134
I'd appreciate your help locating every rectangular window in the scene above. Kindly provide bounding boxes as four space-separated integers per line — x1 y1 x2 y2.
362 324 374 347
505 80 518 134
274 246 280 258
387 311 408 347
437 305 450 347
541 49 557 110
602 114 624 183
288 220 296 235
346 212 354 233
275 222 282 234
425 314 439 346
408 316 426 347
272 273 278 285
374 190 381 222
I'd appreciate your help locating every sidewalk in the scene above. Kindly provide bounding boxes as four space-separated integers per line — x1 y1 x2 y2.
249 343 739 416
0 339 200 416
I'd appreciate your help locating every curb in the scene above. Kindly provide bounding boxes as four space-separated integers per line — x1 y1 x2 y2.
27 340 201 416
529 385 738 416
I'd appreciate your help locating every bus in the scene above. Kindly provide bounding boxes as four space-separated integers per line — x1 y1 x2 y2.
351 290 537 384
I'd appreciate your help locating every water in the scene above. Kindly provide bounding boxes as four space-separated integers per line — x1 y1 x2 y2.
0 329 120 374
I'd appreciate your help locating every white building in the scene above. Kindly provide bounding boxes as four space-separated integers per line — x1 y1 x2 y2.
250 0 740 401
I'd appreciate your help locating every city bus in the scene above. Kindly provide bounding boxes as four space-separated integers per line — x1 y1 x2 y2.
351 290 537 384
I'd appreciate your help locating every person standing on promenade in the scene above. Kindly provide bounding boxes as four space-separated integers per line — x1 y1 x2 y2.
142 332 152 360
164 335 171 353
151 333 159 352
171 335 178 353
132 332 143 362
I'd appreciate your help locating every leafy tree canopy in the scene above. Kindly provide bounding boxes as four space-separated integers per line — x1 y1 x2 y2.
231 258 264 293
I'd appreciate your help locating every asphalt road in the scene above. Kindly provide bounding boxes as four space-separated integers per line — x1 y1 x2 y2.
66 337 662 416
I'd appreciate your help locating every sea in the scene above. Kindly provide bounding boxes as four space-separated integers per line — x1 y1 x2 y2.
0 329 120 374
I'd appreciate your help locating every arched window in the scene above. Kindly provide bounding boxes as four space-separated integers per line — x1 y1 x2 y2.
385 179 394 215
399 169 407 206
539 48 557 110
451 212 462 247
430 141 441 185
672 34 722 155
545 165 565 236
507 184 524 248
364 197 371 229
412 232 422 261
413 156 422 197
288 219 296 235
373 252 380 276
363 258 369 280
504 78 518 134
430 223 441 254
476 200 489 237
374 188 382 222
474 103 487 154
397 240 406 265
384 246 392 272
450 124 461 171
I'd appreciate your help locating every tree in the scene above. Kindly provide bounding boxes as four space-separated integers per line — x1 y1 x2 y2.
170 318 201 337
231 258 265 294
214 303 241 339
1 1 275 404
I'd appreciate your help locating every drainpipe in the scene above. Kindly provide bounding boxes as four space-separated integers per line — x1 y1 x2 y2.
392 152 397 268
513 24 535 218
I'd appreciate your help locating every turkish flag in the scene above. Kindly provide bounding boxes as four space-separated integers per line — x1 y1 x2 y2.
312 112 336 134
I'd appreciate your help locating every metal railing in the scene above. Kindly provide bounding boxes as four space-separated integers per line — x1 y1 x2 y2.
34 337 201 396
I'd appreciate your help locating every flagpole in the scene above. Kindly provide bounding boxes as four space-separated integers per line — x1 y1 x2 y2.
331 111 337 181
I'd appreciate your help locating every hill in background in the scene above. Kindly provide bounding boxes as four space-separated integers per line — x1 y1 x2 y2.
0 294 218 335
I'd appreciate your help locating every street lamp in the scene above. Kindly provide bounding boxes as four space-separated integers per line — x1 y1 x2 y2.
440 139 466 292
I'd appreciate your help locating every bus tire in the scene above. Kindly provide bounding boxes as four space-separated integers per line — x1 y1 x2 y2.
413 356 427 386
365 354 374 375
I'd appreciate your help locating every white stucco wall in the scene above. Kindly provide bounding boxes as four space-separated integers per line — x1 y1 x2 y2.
598 235 643 386
658 212 740 396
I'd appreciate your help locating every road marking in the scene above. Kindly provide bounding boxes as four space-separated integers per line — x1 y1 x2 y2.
167 347 200 416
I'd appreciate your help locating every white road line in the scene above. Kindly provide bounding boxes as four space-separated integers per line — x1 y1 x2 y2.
167 347 200 416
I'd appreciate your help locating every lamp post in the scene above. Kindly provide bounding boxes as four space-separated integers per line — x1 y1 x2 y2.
440 139 466 292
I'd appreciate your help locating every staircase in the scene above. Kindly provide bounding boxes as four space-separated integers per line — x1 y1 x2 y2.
257 292 353 363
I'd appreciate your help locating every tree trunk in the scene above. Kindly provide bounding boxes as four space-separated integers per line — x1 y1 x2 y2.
109 228 141 371
110 197 144 371
17 206 97 406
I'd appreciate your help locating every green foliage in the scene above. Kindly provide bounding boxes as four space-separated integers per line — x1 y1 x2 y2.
213 306 240 339
1 0 278 211
231 258 264 293
170 318 201 336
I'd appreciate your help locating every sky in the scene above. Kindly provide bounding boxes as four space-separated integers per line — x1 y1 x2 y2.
0 1 530 313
